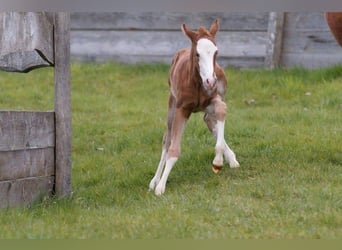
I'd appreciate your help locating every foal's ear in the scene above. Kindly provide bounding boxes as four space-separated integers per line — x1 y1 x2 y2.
209 19 219 37
181 23 197 42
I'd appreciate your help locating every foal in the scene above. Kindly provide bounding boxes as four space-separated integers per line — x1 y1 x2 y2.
149 19 240 195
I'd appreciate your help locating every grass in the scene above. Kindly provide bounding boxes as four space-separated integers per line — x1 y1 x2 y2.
0 62 341 239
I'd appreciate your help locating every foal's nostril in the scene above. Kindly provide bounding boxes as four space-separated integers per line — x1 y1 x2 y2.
206 79 211 87
206 78 216 88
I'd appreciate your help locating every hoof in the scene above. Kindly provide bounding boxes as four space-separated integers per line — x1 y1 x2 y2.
212 165 222 174
155 184 165 196
229 160 240 168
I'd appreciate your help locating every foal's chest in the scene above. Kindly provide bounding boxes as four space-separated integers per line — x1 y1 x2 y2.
177 87 215 112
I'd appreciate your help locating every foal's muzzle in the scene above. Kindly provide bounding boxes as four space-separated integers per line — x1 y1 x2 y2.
204 74 217 91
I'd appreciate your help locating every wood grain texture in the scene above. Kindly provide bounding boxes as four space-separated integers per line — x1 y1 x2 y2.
0 176 54 209
0 12 72 207
54 12 72 198
0 111 55 207
0 12 54 72
282 53 342 69
71 12 268 31
70 12 342 69
0 111 55 151
265 12 285 68
71 30 267 68
70 12 268 68
282 30 341 53
281 12 342 68
284 12 331 31
0 148 54 181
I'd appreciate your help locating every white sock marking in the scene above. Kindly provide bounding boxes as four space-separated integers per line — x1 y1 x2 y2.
155 157 178 195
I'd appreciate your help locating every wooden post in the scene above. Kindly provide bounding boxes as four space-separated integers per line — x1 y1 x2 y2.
265 12 285 69
54 12 71 198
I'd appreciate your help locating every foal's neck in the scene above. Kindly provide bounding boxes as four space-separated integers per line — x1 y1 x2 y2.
188 48 202 89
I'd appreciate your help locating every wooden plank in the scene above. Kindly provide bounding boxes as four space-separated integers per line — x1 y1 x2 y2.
281 30 341 53
280 12 342 68
284 12 330 31
0 111 55 151
71 53 264 68
0 148 54 181
281 53 342 69
219 56 265 69
54 12 72 198
0 12 54 72
71 12 269 31
71 30 267 61
265 12 285 69
69 12 341 69
0 176 54 209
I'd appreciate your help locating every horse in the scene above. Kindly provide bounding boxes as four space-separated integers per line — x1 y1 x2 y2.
325 12 342 47
149 19 240 196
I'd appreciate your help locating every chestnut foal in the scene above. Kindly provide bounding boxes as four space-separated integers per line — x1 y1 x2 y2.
149 19 240 195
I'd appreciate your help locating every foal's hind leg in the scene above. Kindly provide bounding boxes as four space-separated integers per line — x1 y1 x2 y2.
154 108 190 195
149 95 174 191
149 133 168 191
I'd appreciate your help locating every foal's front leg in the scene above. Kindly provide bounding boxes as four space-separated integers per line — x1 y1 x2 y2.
154 108 189 195
212 120 240 172
211 97 240 173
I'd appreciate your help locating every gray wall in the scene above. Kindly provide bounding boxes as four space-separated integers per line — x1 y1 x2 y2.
70 12 342 69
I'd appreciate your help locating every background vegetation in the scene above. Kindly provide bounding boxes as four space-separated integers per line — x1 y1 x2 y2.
0 63 341 238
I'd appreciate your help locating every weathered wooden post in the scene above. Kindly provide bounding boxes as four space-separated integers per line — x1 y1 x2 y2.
265 12 285 69
54 12 71 198
0 12 71 208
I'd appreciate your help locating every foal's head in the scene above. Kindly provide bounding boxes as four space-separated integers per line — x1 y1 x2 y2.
182 19 219 93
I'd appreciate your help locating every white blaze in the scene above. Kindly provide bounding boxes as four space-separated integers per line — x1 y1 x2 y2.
196 38 218 85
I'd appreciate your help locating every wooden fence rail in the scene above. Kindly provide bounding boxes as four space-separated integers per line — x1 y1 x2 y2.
70 12 342 69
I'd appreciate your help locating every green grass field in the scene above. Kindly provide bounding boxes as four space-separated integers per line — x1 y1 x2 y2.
0 62 341 238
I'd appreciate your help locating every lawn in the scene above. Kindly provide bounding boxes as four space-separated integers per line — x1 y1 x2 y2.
0 62 341 239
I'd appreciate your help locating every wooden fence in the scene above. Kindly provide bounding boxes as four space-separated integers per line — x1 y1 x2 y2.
281 12 342 68
70 12 342 69
0 111 55 208
0 12 71 209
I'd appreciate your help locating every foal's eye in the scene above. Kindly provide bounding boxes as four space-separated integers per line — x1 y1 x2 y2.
196 53 200 58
